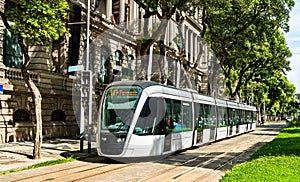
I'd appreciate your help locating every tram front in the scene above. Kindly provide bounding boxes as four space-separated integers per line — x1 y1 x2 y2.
97 84 143 156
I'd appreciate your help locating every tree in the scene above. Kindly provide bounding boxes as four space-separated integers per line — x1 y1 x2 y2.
133 0 195 82
0 0 69 159
199 0 295 100
247 71 296 120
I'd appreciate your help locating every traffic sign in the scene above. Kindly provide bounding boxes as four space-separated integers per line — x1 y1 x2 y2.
68 65 84 72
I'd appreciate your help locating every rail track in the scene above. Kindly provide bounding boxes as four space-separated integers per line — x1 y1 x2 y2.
0 123 285 182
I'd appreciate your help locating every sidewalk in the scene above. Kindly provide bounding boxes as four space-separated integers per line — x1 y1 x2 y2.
0 138 97 172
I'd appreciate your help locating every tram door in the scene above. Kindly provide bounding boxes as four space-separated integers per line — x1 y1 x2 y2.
228 108 234 136
163 99 172 152
209 105 217 141
195 103 204 143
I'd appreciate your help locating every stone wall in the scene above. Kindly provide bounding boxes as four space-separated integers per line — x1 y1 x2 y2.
0 68 79 143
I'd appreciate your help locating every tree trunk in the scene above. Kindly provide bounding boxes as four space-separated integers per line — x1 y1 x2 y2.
19 43 43 159
0 11 43 159
22 68 43 159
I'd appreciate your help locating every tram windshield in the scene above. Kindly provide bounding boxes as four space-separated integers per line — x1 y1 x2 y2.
101 86 142 132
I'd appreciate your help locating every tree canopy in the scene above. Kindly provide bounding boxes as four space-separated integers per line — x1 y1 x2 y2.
3 0 69 46
198 0 296 116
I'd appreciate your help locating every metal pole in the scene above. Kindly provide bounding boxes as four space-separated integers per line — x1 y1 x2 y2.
80 72 84 152
147 45 153 81
86 1 90 71
88 71 92 153
80 0 92 153
86 0 92 154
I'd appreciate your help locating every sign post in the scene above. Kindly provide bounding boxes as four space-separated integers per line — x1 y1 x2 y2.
80 0 92 153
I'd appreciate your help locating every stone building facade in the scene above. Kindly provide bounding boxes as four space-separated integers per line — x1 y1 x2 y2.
0 0 213 143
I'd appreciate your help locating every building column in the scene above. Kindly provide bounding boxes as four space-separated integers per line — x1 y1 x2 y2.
190 32 194 63
130 0 136 21
119 0 125 23
185 26 189 61
106 0 112 21
130 0 137 32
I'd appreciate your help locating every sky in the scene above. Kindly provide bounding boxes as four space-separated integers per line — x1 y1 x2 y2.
285 0 300 93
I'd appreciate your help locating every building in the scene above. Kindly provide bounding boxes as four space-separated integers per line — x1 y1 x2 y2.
0 0 213 143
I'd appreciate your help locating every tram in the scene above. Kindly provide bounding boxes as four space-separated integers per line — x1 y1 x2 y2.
97 81 257 159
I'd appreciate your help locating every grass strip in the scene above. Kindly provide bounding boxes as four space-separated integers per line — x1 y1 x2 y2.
221 121 300 182
0 156 77 176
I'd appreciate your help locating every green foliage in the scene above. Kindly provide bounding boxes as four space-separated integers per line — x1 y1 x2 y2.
199 0 296 117
245 70 296 116
0 156 77 176
221 126 300 181
289 119 300 127
200 0 295 101
134 0 194 56
251 127 300 159
221 156 300 182
5 0 69 46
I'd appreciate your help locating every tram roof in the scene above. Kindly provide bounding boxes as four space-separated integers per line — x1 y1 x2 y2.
108 81 160 89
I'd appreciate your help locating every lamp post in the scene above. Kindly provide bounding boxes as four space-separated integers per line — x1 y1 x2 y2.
80 0 92 153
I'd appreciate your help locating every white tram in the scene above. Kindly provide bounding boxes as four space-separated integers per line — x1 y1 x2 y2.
97 81 257 159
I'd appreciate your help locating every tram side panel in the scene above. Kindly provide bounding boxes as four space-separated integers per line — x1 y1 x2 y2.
227 107 237 136
238 104 249 134
193 93 218 145
251 110 257 130
215 104 229 140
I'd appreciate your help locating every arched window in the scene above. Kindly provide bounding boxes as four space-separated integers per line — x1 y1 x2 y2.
100 46 111 84
128 55 134 69
122 55 134 80
13 109 30 122
115 50 123 66
51 110 66 121
113 50 123 81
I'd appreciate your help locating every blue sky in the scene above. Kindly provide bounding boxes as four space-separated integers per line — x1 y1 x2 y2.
286 0 300 93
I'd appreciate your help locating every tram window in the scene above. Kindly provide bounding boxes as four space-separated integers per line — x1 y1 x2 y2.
182 102 192 131
234 109 239 125
210 105 217 128
196 103 205 131
237 109 245 124
134 97 165 135
203 104 210 129
173 100 182 132
165 99 173 133
102 86 142 131
236 110 241 125
246 111 251 123
253 111 257 122
248 111 251 123
229 108 237 126
240 110 245 124
217 106 227 127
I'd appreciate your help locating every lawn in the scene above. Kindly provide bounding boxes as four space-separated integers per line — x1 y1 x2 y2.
220 121 300 182
0 156 77 176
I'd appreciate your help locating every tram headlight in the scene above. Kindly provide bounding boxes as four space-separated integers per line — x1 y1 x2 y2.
101 137 107 141
117 138 125 143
